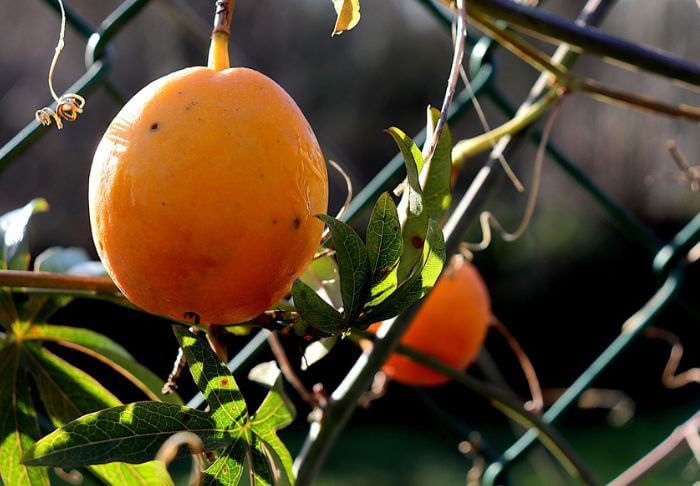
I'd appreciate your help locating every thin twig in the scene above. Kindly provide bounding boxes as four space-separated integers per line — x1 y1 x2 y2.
0 270 119 294
423 0 468 164
609 411 700 486
644 327 700 389
162 347 187 395
490 317 543 414
267 332 318 407
212 0 236 35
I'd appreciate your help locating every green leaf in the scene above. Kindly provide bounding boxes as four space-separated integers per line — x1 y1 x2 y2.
25 324 180 404
386 128 429 283
173 327 248 428
423 106 453 222
33 247 90 274
249 361 295 485
22 402 229 467
301 336 338 371
201 438 247 486
317 214 370 321
24 346 172 485
365 193 402 307
330 0 360 36
292 280 344 335
299 253 343 309
0 345 49 485
0 199 49 271
362 220 446 323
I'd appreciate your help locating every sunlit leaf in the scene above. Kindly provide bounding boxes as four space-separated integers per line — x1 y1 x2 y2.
201 438 247 486
386 128 429 283
317 214 370 321
173 326 247 428
0 199 49 271
299 253 343 309
0 345 49 485
365 193 402 307
25 346 172 485
249 361 295 484
292 280 344 335
301 336 338 371
22 402 229 467
331 0 360 36
362 220 445 322
423 106 453 222
26 324 180 404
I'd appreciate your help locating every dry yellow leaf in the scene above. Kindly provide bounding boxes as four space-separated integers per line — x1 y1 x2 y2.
331 0 361 36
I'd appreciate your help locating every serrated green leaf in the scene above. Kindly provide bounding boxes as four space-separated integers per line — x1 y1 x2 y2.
173 327 247 428
366 193 402 283
0 346 49 485
331 0 360 36
25 325 180 404
0 199 49 271
423 106 453 222
362 220 446 323
249 362 295 484
299 253 343 309
292 280 344 335
202 438 247 486
386 128 429 283
24 346 172 485
22 402 229 467
317 215 370 321
301 336 338 371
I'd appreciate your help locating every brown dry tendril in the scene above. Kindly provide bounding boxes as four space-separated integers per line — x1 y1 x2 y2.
35 0 85 129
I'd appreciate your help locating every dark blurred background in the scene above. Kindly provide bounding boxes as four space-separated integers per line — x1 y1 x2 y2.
1 0 699 484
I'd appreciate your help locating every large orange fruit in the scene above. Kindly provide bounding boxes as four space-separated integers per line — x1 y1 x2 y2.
89 63 327 324
370 256 491 386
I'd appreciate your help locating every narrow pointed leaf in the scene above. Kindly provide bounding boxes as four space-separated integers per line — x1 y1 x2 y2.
387 128 429 283
317 214 370 321
22 402 229 467
292 280 344 335
0 346 49 485
0 199 49 271
366 192 402 283
202 438 248 486
423 106 453 222
362 220 445 323
25 346 172 485
173 327 247 427
330 0 360 36
26 324 180 404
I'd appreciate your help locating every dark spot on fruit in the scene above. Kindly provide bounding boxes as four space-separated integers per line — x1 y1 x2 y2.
150 123 159 131
292 217 301 230
411 236 423 248
272 219 277 225
161 201 166 206
221 379 229 386
185 101 197 111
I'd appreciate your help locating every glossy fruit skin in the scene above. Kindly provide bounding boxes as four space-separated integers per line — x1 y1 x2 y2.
371 257 491 386
89 67 328 324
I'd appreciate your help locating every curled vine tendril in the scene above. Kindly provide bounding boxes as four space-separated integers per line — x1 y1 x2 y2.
34 0 85 129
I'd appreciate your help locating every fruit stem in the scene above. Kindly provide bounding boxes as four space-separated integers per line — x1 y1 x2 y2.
208 0 235 71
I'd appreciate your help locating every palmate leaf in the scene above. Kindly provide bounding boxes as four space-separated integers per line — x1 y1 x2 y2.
317 214 370 321
361 220 446 323
387 128 429 284
22 402 230 467
0 198 49 271
24 345 172 485
0 345 49 486
25 324 180 404
173 326 248 428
